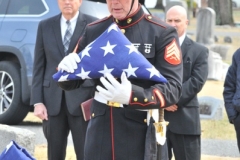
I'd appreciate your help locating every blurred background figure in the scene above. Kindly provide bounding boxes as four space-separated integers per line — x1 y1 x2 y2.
165 5 209 160
30 0 97 159
223 48 240 152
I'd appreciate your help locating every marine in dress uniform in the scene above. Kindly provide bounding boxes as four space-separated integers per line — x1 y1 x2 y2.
58 2 183 160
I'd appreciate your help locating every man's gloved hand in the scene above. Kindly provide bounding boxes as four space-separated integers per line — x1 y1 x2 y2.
96 72 132 105
58 53 80 73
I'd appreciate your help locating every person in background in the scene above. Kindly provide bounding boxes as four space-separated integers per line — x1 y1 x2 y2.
30 0 97 159
223 48 240 152
57 0 183 159
165 5 209 160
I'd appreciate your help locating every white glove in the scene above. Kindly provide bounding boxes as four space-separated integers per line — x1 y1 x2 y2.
58 53 80 73
96 72 132 105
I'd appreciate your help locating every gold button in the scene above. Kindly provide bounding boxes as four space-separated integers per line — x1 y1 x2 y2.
144 119 147 123
134 97 138 102
115 19 119 23
152 96 154 100
107 101 121 107
121 29 125 34
127 18 132 24
92 113 94 117
148 16 152 19
144 98 148 102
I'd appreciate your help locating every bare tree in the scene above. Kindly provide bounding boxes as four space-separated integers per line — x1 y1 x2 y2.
208 0 234 25
156 0 165 10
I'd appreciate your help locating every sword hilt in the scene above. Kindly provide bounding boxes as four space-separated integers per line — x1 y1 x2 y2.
158 108 164 122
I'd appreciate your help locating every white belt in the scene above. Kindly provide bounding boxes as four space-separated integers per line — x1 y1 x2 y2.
94 92 159 124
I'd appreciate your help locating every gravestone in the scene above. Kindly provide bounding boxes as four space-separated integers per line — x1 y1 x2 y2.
224 36 232 43
207 50 223 80
214 36 218 42
196 7 216 45
209 44 230 60
198 96 223 120
0 124 36 155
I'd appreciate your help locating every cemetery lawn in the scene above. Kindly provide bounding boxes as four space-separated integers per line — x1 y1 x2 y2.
198 80 236 140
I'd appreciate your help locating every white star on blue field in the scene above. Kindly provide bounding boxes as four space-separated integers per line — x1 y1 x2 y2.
53 23 167 83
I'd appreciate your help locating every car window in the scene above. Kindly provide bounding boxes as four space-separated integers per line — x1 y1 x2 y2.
0 0 8 15
81 1 150 19
80 1 110 19
6 0 46 15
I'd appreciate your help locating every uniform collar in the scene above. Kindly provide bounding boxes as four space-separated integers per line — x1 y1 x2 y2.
113 4 145 29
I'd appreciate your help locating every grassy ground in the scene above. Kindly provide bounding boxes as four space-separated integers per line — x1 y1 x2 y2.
33 145 240 160
199 80 237 140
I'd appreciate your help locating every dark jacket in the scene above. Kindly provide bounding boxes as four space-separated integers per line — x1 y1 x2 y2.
223 48 240 123
165 36 209 135
30 12 97 116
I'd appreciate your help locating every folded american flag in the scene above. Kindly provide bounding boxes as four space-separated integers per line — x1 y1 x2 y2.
0 141 36 160
53 23 167 83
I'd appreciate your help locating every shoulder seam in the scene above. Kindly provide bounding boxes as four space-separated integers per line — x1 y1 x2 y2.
144 15 166 28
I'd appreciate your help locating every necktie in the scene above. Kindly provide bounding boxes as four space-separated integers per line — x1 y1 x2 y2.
63 20 72 55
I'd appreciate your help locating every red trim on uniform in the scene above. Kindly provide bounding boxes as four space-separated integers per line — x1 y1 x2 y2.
73 36 82 53
118 14 145 29
153 89 165 108
164 39 181 65
145 15 166 28
129 89 165 107
129 90 157 106
110 107 115 160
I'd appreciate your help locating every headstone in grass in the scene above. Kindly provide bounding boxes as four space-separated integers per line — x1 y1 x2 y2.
0 124 36 156
224 36 232 43
207 51 224 80
209 44 230 61
198 96 223 120
196 7 215 45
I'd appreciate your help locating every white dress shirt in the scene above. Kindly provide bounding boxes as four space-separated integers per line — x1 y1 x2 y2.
60 11 79 42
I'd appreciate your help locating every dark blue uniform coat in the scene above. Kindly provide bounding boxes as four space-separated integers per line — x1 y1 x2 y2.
59 4 183 160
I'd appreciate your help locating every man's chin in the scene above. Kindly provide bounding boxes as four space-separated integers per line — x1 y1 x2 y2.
63 11 74 17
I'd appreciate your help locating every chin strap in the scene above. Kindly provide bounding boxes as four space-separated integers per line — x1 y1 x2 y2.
125 0 135 18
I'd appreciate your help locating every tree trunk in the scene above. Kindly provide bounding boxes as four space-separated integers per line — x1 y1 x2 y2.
208 0 234 25
156 0 165 10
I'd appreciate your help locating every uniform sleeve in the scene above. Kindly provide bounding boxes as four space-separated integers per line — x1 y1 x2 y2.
177 46 209 106
223 49 240 123
128 26 183 109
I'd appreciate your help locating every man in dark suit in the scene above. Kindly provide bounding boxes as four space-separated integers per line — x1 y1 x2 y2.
164 5 209 160
30 0 97 159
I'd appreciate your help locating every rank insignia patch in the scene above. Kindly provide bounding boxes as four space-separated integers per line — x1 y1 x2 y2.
164 39 181 65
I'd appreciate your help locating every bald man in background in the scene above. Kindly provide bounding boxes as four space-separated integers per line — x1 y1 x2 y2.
164 5 209 160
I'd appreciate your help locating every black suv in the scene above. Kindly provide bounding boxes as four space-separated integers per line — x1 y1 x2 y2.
0 0 150 125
